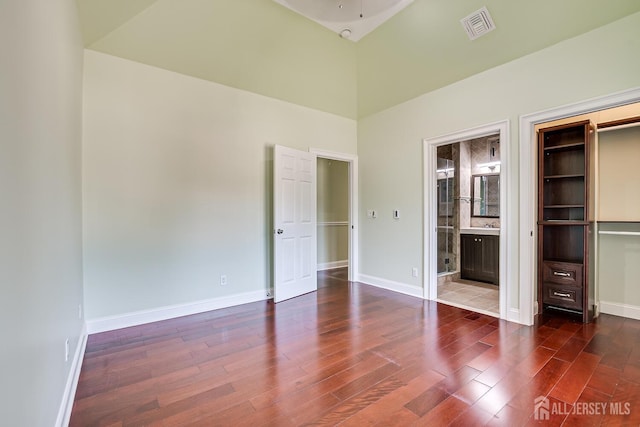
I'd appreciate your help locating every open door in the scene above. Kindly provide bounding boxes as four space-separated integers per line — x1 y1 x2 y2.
273 145 317 303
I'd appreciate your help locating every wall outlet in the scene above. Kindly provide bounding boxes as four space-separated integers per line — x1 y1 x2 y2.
412 267 418 278
220 275 227 286
64 338 70 362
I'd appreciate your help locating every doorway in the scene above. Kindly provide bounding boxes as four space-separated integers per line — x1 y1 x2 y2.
520 94 640 324
317 157 349 281
424 120 510 320
311 149 359 282
435 136 501 316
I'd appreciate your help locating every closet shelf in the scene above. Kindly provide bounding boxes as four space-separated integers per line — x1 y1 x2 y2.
544 174 585 179
543 142 585 152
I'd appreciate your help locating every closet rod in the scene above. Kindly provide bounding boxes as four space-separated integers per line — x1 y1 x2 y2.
598 231 640 237
597 115 640 133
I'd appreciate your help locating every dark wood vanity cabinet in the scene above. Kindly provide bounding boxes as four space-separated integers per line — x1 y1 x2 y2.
460 234 499 284
537 120 595 322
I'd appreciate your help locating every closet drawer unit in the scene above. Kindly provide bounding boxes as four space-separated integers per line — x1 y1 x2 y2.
543 283 583 311
542 261 583 287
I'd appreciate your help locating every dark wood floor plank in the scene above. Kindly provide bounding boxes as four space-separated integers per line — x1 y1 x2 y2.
69 268 640 426
549 351 601 404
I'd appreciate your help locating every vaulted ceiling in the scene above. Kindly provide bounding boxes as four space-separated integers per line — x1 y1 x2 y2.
76 0 640 119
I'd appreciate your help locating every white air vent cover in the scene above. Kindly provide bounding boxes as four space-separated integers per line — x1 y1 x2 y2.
461 6 496 40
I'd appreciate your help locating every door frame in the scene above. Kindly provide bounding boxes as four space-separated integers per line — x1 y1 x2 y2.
423 120 510 321
519 87 640 325
310 148 359 282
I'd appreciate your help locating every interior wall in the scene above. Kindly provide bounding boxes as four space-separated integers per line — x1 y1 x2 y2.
598 223 640 309
357 12 640 312
598 126 640 221
598 125 640 310
317 158 349 268
82 50 357 320
0 0 84 425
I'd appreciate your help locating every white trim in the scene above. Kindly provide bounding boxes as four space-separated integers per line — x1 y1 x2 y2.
86 290 267 334
55 323 87 427
318 260 349 271
599 301 640 320
357 274 423 298
519 87 640 326
436 299 499 319
310 148 359 282
507 308 520 323
423 120 510 322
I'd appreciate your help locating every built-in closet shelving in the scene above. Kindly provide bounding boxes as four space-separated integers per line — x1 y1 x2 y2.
537 120 595 322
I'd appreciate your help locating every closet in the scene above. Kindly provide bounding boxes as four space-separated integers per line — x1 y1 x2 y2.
537 120 595 322
536 104 640 322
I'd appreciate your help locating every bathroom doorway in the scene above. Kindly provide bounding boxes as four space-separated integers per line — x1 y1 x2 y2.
436 137 501 316
424 120 509 319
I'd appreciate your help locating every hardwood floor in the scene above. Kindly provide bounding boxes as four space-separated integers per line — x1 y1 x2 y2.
70 269 640 426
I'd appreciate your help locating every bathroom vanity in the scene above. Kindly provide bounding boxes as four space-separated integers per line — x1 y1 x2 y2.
460 228 499 285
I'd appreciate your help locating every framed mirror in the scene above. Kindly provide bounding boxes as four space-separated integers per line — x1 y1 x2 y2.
472 173 499 217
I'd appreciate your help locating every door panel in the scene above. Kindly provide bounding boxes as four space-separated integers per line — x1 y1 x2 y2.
274 145 317 303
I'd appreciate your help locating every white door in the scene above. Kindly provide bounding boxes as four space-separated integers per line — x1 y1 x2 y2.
273 145 317 303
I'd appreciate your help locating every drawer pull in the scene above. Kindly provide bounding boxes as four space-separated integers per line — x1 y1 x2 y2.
553 291 572 298
553 271 571 278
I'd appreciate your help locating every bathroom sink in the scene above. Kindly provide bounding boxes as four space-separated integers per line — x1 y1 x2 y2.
460 227 500 236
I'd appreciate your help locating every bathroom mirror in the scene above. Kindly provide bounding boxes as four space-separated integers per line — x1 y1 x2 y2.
472 173 500 217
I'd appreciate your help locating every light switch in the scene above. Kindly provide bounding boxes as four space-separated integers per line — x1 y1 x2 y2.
393 209 400 219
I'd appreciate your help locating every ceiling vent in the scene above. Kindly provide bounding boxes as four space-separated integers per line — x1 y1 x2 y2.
461 6 496 40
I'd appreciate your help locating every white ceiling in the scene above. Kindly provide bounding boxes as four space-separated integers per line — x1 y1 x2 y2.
273 0 414 41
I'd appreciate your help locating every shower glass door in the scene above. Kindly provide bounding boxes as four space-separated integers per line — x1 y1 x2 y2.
437 158 456 274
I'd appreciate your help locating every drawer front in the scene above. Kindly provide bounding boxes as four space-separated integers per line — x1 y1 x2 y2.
543 283 583 311
542 261 583 287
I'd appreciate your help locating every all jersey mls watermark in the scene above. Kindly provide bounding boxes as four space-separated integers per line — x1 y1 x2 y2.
534 396 632 420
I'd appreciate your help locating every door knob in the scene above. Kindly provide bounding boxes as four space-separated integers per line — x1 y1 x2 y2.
276 229 284 235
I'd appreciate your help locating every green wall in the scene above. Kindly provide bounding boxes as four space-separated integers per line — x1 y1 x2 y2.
84 0 358 119
0 0 85 424
357 12 640 311
82 50 357 320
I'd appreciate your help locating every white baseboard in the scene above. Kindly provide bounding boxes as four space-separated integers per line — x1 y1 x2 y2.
508 308 521 323
56 323 87 427
86 290 267 334
317 260 348 271
356 274 423 298
599 300 640 320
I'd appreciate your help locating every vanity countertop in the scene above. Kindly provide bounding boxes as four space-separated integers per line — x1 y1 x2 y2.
460 227 500 236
